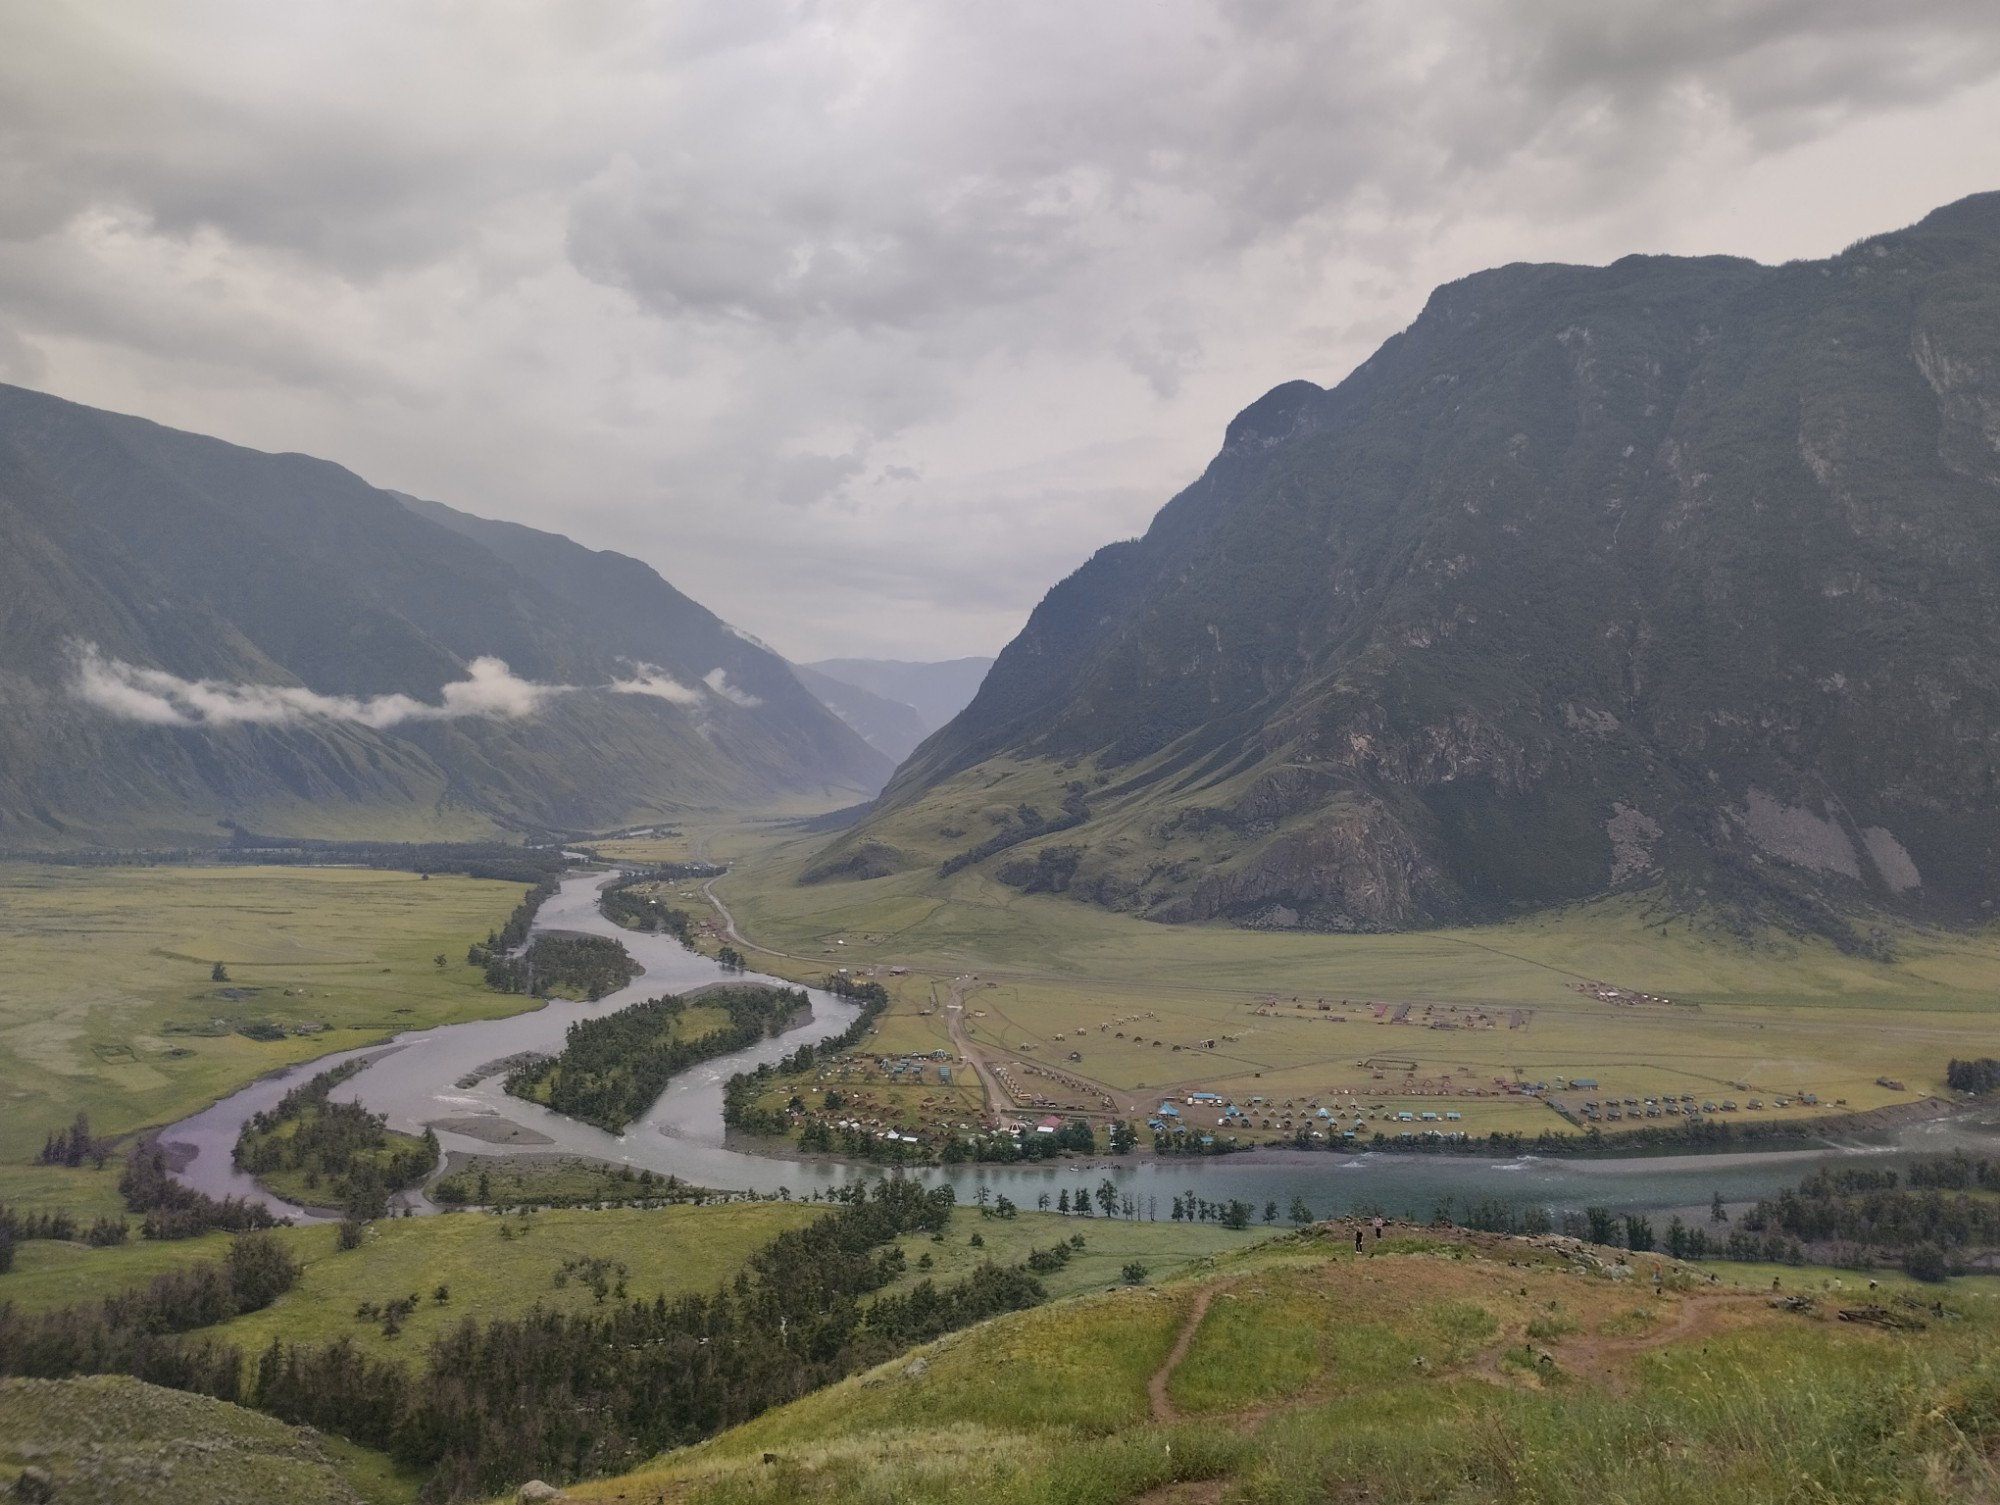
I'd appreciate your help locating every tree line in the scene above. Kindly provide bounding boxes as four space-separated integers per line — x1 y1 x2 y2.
1736 1156 2000 1278
38 1110 109 1169
1947 1058 2000 1095
0 1230 299 1397
118 1143 287 1240
508 985 809 1132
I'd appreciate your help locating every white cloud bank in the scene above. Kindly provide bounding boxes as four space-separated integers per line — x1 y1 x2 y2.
72 644 753 728
608 664 705 706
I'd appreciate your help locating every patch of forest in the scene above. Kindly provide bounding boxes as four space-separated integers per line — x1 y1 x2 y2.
0 1180 1043 1501
507 984 810 1132
233 1061 437 1219
1947 1057 2000 1094
475 933 637 998
1737 1155 2000 1279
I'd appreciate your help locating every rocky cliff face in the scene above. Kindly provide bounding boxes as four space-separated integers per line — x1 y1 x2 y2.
822 193 2000 942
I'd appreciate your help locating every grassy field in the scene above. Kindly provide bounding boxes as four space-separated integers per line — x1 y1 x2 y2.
0 863 530 1163
0 1201 822 1361
0 1160 129 1221
883 1208 1265 1302
429 1150 701 1207
695 816 2000 1142
563 1225 2000 1505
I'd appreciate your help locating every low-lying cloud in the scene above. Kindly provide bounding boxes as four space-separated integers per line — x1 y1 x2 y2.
608 664 705 706
72 644 755 729
702 668 762 707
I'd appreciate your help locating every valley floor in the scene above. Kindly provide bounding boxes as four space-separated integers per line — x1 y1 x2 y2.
655 817 2000 1153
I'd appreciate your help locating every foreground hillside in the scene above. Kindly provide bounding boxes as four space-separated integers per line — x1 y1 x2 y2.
0 1375 373 1505
820 192 2000 945
0 382 885 847
568 1227 2000 1505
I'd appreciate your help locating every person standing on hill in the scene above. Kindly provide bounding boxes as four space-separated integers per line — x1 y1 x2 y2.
1372 1216 1384 1241
1354 1227 1363 1252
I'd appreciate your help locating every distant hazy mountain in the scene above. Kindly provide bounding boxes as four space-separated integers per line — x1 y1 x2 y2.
0 383 887 846
813 193 2000 945
790 663 932 765
803 658 993 738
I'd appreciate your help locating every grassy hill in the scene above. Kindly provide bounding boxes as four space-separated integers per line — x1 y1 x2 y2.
0 1374 375 1505
564 1226 2000 1505
816 192 2000 946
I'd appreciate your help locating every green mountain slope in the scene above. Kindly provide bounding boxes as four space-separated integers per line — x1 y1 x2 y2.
822 193 2000 940
0 383 887 846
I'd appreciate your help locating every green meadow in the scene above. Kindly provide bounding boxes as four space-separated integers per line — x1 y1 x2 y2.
696 815 2000 1140
3 1201 822 1361
0 863 530 1162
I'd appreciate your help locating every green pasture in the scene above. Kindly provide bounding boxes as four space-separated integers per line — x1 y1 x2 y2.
697 817 2000 1139
221 1202 822 1359
0 1201 820 1362
0 863 529 1162
0 1161 128 1221
884 1208 1265 1302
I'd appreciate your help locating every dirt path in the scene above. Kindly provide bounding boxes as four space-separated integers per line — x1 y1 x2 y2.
1149 1286 1220 1423
1465 1288 1766 1395
944 977 1014 1119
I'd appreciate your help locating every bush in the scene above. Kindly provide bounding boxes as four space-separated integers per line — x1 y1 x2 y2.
1121 1262 1149 1285
1905 1243 1950 1283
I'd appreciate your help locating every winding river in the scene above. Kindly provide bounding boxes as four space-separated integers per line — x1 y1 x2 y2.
163 873 2000 1226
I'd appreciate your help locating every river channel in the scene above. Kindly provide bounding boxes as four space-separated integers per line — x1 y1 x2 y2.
163 872 2000 1226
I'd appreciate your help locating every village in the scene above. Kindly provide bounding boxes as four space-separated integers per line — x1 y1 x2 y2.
726 958 1852 1160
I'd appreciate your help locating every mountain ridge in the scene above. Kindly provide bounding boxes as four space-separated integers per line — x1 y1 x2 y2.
0 382 887 846
815 192 2000 943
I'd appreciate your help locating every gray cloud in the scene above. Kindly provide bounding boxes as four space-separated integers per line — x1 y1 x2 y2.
7 3 2000 659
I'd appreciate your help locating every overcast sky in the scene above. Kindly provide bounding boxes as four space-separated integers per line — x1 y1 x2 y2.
6 2 2000 661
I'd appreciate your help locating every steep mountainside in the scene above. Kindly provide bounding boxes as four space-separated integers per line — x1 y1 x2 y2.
0 383 886 846
818 193 2000 941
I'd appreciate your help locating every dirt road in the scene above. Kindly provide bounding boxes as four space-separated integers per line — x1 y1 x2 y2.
945 976 1013 1119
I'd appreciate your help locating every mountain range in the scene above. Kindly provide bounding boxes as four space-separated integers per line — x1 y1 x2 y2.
811 192 2000 945
791 658 994 764
0 382 887 846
